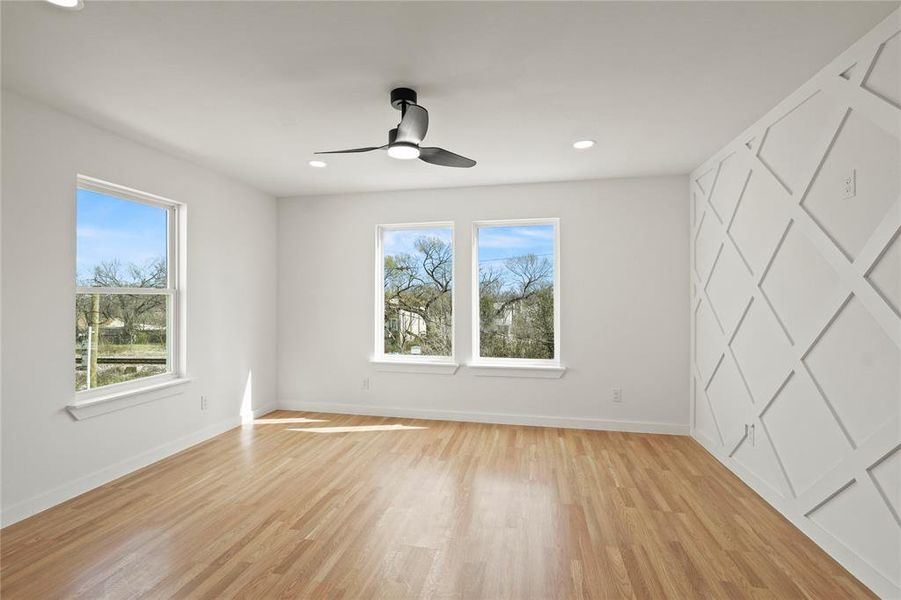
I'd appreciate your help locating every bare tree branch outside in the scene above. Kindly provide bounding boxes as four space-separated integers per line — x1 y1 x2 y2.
383 228 453 356
76 187 171 391
478 224 556 360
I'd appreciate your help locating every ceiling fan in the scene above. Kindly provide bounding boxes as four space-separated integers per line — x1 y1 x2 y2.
315 88 476 168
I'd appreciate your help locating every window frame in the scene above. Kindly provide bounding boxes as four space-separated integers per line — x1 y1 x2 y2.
373 221 457 367
470 217 562 369
74 175 186 401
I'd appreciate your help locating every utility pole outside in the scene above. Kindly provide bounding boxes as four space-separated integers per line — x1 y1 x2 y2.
90 293 100 388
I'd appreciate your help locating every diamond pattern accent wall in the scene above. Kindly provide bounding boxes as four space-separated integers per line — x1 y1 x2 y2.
690 10 901 597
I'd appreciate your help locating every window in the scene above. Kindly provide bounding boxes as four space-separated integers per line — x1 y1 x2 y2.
376 223 454 362
473 219 560 365
75 176 182 393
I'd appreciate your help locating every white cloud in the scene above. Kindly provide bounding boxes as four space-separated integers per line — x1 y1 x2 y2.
383 227 452 255
478 225 554 249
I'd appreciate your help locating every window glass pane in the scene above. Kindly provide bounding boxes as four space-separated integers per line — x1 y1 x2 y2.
76 188 168 287
382 227 453 356
478 224 555 359
75 293 170 391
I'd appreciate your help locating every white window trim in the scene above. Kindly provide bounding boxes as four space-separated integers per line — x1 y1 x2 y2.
466 362 565 379
370 359 459 375
67 375 193 420
372 221 458 370
470 218 564 375
71 175 188 415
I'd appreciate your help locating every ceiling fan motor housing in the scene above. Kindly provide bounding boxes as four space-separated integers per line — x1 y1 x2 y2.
390 87 417 110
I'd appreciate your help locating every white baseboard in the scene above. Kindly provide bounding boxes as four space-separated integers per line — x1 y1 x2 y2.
0 404 277 528
691 431 897 599
277 400 690 435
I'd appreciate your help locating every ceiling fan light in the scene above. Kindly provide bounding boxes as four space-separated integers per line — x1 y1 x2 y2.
387 143 420 160
573 139 596 150
45 0 83 9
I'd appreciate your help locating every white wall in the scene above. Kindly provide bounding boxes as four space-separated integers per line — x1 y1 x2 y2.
0 92 279 525
278 176 690 432
689 10 900 598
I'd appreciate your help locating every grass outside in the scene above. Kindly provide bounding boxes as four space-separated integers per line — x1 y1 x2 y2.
93 343 167 357
75 342 168 391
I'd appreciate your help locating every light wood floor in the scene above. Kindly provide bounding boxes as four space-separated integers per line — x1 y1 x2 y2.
1 411 874 599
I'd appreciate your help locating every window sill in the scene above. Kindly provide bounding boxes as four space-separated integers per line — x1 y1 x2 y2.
67 377 193 420
370 358 460 375
467 362 566 379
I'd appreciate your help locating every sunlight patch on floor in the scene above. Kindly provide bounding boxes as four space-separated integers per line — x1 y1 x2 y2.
286 424 427 434
254 417 330 424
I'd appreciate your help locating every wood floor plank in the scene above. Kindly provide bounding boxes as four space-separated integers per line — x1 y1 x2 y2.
0 411 877 599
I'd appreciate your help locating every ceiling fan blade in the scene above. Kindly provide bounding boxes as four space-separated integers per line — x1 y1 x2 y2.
314 146 383 154
419 147 476 168
395 104 429 144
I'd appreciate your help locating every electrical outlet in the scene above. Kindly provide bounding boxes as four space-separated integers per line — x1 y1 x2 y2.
200 396 208 410
842 169 856 200
611 388 623 403
362 377 370 391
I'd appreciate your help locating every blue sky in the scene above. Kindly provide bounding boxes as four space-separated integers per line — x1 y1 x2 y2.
382 224 555 289
382 227 453 258
479 225 556 289
76 188 167 283
381 224 554 263
477 224 554 264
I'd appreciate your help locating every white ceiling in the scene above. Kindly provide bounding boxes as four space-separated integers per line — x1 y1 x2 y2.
2 1 897 197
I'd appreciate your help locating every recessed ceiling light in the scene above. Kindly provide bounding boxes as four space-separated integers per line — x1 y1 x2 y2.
308 160 327 168
45 0 83 9
573 140 596 150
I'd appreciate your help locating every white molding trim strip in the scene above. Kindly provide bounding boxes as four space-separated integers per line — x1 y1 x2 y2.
467 362 566 379
278 400 689 435
0 404 277 528
368 360 565 377
67 377 194 420
369 359 460 375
